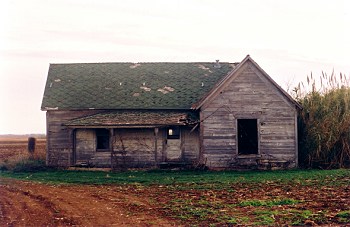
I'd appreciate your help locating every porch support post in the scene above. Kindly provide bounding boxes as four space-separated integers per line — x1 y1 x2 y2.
109 128 114 169
199 111 204 165
68 128 75 166
154 127 159 167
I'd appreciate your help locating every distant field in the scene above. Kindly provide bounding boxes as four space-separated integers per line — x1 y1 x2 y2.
0 135 46 161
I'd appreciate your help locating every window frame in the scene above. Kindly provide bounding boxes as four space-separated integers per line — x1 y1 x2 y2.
95 128 110 152
236 118 259 155
167 126 180 140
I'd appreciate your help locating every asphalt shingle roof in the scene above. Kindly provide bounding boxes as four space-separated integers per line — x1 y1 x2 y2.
41 62 236 110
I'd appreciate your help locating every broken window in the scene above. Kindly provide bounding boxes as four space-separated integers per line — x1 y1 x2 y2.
237 119 258 155
167 127 180 139
96 129 110 151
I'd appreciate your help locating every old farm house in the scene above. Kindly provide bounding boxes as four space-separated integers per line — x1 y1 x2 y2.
41 55 302 169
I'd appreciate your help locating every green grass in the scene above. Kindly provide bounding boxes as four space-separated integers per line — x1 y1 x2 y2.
1 168 349 187
336 210 350 223
237 198 300 207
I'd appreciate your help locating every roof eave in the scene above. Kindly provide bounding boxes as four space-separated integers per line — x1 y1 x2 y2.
64 123 188 128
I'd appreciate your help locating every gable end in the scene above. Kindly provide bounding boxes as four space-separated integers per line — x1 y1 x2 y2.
192 55 302 110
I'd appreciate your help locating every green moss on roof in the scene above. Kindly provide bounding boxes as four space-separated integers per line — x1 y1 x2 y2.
41 62 235 110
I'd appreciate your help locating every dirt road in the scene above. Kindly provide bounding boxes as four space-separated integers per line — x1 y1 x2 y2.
0 178 177 226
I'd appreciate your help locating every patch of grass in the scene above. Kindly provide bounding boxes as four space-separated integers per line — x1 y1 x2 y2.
164 197 221 222
226 217 238 224
12 159 48 172
0 154 47 172
289 209 314 225
336 210 350 223
238 198 300 207
1 169 349 187
256 214 275 225
250 209 326 226
239 216 250 224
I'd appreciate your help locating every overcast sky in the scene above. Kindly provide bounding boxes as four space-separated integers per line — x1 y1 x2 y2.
0 0 349 134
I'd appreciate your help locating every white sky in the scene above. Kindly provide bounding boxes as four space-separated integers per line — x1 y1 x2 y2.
0 0 349 134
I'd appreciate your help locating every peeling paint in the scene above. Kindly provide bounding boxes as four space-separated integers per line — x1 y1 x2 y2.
130 63 141 69
140 86 151 91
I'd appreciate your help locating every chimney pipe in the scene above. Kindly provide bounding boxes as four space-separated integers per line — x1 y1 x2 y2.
214 60 221 68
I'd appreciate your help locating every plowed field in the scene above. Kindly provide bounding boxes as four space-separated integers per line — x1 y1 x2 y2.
0 178 177 226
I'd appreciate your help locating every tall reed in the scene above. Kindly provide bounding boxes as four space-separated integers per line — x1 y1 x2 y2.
294 71 350 168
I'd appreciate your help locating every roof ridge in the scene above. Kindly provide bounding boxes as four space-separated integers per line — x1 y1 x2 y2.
49 61 237 65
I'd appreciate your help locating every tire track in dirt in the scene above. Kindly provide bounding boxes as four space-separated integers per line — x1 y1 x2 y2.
0 178 178 226
0 180 78 226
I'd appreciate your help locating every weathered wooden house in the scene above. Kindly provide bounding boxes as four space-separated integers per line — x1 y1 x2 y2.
41 55 302 169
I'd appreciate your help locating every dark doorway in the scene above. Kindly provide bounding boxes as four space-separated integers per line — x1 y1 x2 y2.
237 119 258 155
96 129 110 151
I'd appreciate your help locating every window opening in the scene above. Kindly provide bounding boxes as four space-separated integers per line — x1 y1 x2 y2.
96 129 110 151
167 127 180 139
237 119 258 155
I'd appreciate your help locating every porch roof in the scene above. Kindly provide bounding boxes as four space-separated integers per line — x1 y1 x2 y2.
64 110 199 128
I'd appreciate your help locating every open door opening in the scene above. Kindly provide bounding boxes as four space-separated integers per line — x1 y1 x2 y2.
237 119 258 155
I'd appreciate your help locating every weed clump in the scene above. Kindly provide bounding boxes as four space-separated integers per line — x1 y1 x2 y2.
294 71 350 168
0 155 48 172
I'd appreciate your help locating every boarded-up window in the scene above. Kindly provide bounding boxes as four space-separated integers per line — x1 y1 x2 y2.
96 129 110 151
237 119 258 155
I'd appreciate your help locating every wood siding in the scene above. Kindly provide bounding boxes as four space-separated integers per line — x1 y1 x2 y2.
201 62 297 168
112 128 160 168
46 110 199 168
46 110 100 166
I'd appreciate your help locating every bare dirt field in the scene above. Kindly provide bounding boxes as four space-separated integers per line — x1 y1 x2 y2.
0 178 177 226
